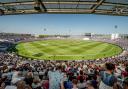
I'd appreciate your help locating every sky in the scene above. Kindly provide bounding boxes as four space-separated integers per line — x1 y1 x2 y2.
0 14 128 35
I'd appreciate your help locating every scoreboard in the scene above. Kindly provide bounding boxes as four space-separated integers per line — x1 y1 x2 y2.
85 33 91 37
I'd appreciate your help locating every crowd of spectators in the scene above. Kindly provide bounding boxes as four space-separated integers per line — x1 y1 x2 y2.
0 33 34 42
0 52 127 89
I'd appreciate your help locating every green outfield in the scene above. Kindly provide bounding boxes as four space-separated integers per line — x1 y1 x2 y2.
16 40 123 60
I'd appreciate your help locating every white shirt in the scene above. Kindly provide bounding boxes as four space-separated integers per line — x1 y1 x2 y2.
5 86 17 89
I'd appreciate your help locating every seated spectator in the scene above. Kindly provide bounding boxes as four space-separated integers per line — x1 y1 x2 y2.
48 66 63 89
77 72 86 89
77 70 86 81
72 79 78 89
42 77 49 89
0 77 6 89
17 80 31 89
122 66 128 78
24 72 33 87
32 78 41 89
63 75 73 89
123 77 128 89
91 76 98 89
86 81 94 89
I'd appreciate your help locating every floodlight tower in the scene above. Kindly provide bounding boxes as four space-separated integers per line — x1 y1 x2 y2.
115 25 118 38
115 25 118 29
43 28 47 35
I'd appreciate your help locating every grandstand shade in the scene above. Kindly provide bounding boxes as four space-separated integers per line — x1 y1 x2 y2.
0 0 128 16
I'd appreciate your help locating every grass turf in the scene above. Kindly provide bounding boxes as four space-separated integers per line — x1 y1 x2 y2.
16 40 123 60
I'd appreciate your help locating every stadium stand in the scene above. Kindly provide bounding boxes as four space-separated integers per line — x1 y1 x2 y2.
0 33 128 89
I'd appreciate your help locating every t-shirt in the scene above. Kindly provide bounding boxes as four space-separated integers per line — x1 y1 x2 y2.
122 71 128 78
48 70 63 89
72 88 78 89
100 71 116 87
77 82 86 89
5 86 17 89
64 81 73 89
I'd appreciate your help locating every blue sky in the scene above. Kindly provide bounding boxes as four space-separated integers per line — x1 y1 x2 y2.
0 14 128 35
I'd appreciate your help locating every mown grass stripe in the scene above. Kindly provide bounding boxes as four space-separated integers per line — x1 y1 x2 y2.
16 40 122 60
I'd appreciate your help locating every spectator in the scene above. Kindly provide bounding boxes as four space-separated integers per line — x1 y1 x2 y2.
32 78 41 89
72 79 78 89
99 63 117 89
123 77 128 89
77 71 86 89
48 66 63 89
86 81 94 89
